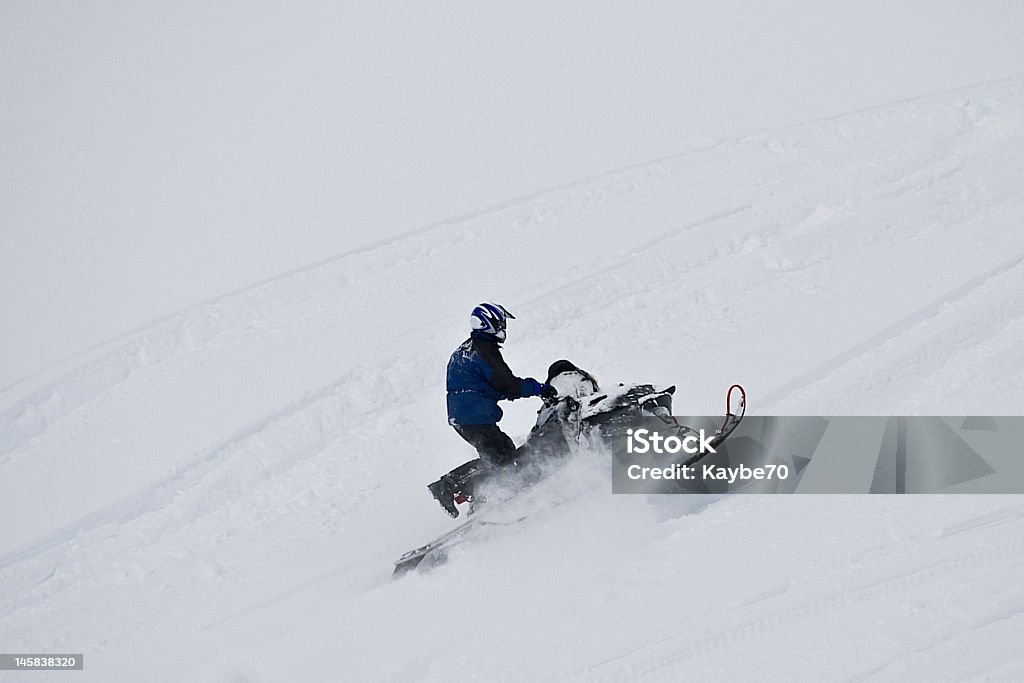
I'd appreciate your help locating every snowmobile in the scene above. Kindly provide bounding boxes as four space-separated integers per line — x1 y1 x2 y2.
392 360 746 577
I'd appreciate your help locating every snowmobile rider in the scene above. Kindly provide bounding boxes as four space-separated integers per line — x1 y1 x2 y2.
428 302 556 518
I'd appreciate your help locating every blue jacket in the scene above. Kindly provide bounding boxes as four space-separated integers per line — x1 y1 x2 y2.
446 332 544 425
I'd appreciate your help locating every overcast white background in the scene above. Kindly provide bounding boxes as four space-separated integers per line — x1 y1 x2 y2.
3 1 1024 388
5 4 1024 680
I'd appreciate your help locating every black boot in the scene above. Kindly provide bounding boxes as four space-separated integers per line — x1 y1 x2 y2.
428 476 460 518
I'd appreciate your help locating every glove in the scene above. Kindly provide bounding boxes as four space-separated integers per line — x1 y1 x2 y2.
522 378 544 397
540 383 558 400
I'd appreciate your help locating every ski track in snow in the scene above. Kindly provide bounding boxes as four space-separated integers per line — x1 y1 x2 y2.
575 504 1024 682
2 76 1024 681
760 247 1024 413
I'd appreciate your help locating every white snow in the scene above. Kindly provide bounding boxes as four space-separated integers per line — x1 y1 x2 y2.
3 5 1024 682
5 1 1024 388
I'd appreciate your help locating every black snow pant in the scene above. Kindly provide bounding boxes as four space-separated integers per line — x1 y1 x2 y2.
453 423 518 467
442 424 524 497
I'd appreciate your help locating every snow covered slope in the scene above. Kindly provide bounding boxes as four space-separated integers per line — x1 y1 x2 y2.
2 77 1024 681
6 1 1024 387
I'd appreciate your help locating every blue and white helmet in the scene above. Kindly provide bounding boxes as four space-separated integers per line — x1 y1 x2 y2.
470 302 515 342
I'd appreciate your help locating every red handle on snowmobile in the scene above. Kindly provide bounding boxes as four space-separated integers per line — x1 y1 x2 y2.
719 384 746 435
726 384 746 418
